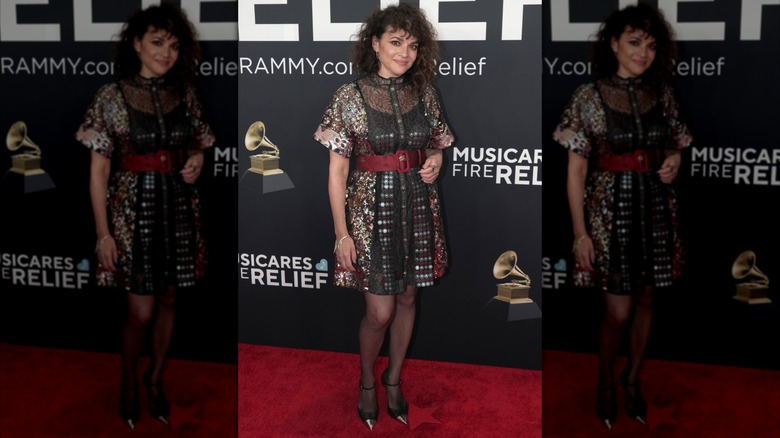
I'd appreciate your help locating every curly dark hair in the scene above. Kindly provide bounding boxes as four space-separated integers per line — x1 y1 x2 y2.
590 2 678 86
352 2 440 94
113 3 201 85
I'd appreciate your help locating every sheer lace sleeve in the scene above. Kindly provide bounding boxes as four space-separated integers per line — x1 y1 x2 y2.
313 83 363 158
660 84 692 150
552 83 604 158
183 85 215 150
75 83 124 158
421 85 454 149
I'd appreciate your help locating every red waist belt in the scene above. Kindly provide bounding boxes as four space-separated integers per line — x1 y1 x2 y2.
355 149 425 173
596 149 662 173
119 150 184 173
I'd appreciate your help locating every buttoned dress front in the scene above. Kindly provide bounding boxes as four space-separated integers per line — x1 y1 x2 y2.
315 75 454 295
77 76 214 295
554 76 692 294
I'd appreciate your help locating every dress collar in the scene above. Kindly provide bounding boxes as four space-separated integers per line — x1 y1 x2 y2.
370 72 405 86
131 74 166 87
610 74 642 87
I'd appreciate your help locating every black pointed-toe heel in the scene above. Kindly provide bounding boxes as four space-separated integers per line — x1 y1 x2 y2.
119 383 140 430
620 368 647 426
381 369 408 426
358 382 378 431
142 369 170 425
596 385 617 431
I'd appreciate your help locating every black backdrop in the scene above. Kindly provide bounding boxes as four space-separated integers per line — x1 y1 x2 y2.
237 0 544 370
3 0 776 374
0 0 238 364
541 0 780 370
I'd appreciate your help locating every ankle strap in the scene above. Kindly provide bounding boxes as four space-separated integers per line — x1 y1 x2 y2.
359 382 375 391
381 369 402 386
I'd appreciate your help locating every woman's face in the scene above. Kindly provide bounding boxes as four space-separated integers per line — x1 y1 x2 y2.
372 27 418 78
610 27 656 78
133 27 179 78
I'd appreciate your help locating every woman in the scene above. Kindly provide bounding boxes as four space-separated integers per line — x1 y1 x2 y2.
313 3 453 431
76 4 214 430
553 2 691 431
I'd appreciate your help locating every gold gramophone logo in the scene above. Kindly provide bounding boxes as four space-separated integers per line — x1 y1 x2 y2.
3 121 55 193
245 121 283 175
239 121 294 194
731 250 771 304
493 250 533 304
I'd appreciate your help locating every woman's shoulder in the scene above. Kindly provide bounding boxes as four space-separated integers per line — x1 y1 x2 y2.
328 81 361 103
657 81 680 101
84 82 123 111
334 81 359 93
560 82 600 111
94 81 121 98
421 83 441 98
571 82 598 99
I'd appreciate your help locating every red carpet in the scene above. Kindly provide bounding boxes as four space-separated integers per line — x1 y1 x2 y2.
6 344 769 436
239 343 542 437
543 350 780 437
0 343 237 437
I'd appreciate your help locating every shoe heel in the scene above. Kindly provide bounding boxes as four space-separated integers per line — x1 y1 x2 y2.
596 385 617 431
119 383 140 430
381 369 408 426
620 368 647 426
358 382 378 431
143 368 170 425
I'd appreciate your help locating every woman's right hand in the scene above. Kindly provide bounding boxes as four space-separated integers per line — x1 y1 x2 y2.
96 235 118 272
573 235 595 272
336 235 357 272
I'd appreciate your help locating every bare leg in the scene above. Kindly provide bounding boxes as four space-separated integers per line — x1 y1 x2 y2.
358 293 395 413
384 285 417 410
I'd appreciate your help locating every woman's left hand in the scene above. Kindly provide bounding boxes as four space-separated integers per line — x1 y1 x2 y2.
419 153 442 184
181 151 204 184
658 151 681 184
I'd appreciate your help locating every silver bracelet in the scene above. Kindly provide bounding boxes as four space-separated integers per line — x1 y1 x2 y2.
572 235 588 253
95 235 110 253
333 235 350 254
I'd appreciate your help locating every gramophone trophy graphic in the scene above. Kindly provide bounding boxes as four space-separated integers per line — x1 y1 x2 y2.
239 121 294 194
484 250 541 322
3 121 55 193
731 250 771 304
493 250 533 304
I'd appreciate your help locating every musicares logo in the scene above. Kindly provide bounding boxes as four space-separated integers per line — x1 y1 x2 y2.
1 252 90 289
238 252 328 290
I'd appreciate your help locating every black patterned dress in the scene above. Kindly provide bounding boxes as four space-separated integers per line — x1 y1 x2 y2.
314 74 454 295
553 75 692 294
77 76 214 295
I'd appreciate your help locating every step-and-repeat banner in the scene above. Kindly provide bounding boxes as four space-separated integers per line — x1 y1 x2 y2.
0 0 239 363
542 0 779 369
237 0 543 369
